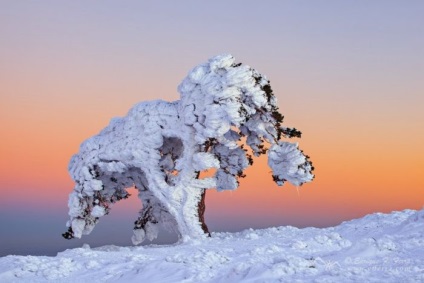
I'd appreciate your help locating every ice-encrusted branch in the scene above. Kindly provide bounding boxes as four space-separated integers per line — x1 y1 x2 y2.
64 54 315 244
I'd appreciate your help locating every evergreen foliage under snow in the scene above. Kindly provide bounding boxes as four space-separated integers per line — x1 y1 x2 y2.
64 54 314 244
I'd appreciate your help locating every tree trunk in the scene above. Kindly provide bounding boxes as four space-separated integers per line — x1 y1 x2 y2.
198 189 210 236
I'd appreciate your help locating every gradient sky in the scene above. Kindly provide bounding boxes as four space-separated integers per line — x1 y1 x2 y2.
1 1 423 256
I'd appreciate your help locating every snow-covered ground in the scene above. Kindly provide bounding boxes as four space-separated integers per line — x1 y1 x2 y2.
1 208 423 282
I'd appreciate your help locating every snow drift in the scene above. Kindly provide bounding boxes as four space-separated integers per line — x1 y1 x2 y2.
1 208 423 282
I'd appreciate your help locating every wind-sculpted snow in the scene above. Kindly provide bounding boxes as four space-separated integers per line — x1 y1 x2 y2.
1 209 423 282
64 54 314 244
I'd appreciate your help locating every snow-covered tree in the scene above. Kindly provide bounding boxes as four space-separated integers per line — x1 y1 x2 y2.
63 54 314 244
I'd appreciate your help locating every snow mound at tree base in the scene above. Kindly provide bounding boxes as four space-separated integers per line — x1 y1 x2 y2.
1 209 423 282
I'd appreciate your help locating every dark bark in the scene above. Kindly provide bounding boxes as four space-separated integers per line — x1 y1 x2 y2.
62 227 74 239
198 189 210 236
134 205 158 231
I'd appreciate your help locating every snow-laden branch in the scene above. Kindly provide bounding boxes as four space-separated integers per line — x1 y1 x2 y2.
63 54 315 244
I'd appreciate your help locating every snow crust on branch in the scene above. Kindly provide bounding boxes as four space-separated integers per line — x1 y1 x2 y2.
268 142 314 186
64 54 314 243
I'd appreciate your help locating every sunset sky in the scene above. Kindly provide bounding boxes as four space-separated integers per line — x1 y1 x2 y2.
1 1 423 256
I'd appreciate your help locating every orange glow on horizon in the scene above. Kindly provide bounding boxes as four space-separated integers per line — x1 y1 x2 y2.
1 25 423 228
